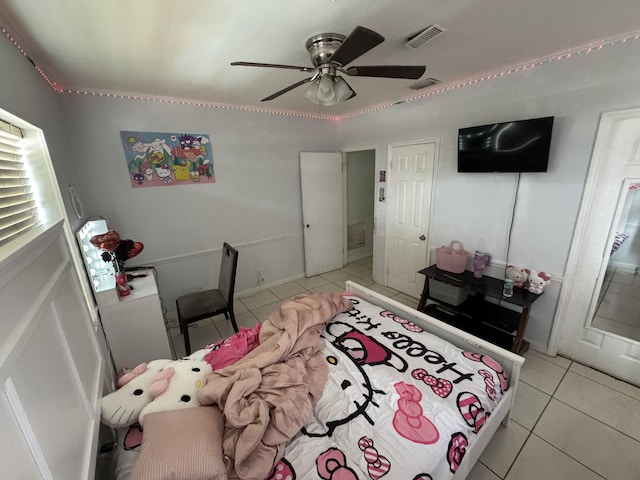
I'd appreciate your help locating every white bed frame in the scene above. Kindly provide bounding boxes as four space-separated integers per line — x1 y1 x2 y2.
346 281 525 479
108 281 525 480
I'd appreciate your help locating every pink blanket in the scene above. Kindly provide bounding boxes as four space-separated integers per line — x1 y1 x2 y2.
204 323 262 370
198 292 353 480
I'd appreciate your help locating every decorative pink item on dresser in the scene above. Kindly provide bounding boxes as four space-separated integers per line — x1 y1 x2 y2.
473 251 491 278
115 272 131 297
435 241 470 273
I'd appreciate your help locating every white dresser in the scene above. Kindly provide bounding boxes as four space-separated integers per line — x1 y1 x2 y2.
96 269 172 372
76 218 172 373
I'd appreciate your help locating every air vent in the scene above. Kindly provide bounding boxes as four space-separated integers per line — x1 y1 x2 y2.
410 77 441 90
347 223 366 250
405 24 446 49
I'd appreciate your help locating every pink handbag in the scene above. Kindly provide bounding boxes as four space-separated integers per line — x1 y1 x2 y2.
435 241 470 273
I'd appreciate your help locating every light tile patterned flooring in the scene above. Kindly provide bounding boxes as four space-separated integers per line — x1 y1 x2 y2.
165 257 640 480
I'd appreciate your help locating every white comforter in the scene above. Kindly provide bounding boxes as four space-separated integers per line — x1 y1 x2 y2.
265 295 508 480
113 294 508 480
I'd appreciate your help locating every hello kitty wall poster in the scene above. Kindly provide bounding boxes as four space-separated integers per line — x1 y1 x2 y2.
120 131 215 188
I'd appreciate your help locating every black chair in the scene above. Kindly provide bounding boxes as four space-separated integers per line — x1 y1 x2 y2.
176 242 239 355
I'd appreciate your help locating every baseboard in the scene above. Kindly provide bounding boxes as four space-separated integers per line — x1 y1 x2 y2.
609 260 637 271
347 249 374 263
237 272 307 298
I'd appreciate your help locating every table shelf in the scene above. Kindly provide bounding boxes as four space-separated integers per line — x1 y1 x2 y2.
418 265 542 354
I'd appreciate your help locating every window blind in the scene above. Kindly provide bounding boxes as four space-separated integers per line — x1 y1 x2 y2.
0 119 38 247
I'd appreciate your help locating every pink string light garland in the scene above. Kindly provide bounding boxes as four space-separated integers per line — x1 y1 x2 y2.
2 25 639 122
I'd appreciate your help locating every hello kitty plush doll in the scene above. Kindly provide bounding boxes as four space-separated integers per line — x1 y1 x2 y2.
100 358 212 428
527 270 551 294
101 359 172 428
506 265 530 288
138 358 213 427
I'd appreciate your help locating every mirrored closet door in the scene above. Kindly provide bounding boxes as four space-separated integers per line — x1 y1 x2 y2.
592 182 640 342
554 107 640 386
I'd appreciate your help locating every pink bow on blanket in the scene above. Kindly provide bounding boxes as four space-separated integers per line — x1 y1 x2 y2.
358 437 391 479
479 370 497 400
462 351 508 393
316 448 358 480
447 432 468 473
381 311 424 333
412 368 453 398
457 392 488 433
392 382 440 445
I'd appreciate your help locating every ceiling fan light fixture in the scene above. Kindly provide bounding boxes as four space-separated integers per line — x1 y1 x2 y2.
305 75 354 106
317 75 336 103
304 80 320 104
333 76 354 102
233 26 426 104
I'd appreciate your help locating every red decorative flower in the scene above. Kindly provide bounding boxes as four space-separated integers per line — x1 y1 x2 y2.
90 231 144 272
90 230 121 251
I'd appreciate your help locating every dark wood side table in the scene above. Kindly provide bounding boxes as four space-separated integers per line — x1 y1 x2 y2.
417 265 542 354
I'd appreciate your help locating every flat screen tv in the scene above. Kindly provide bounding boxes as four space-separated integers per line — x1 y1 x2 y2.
457 116 554 172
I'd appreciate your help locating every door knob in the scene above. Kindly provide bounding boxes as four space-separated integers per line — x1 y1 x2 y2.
419 235 426 241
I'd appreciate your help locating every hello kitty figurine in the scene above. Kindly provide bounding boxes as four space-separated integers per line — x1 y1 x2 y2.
527 270 551 294
505 265 530 288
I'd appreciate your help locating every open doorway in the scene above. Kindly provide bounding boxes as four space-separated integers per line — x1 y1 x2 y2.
345 149 375 264
299 149 376 277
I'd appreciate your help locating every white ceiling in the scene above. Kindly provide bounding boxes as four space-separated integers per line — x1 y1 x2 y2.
1 0 639 117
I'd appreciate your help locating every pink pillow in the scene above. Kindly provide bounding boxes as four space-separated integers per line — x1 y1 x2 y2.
130 406 227 480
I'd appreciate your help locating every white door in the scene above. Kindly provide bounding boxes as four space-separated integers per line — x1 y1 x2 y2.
386 142 437 298
300 152 344 276
553 108 640 386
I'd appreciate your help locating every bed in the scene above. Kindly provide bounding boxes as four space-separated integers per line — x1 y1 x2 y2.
109 281 524 480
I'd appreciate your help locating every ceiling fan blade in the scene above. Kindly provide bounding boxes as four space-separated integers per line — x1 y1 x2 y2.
231 61 314 73
261 77 314 101
345 65 426 79
330 26 384 67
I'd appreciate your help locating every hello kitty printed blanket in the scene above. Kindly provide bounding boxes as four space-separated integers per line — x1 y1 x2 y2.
112 294 508 480
264 294 508 480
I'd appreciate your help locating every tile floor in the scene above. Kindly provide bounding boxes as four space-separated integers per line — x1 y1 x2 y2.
165 257 640 480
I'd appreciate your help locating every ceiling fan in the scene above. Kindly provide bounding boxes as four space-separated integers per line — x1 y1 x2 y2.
231 26 426 106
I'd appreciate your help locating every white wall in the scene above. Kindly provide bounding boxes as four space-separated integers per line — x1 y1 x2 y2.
336 40 640 351
0 34 109 478
0 34 81 231
4 29 640 353
56 95 337 304
0 27 101 323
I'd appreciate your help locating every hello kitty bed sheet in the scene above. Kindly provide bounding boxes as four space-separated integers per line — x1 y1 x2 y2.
264 294 507 480
113 294 508 480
